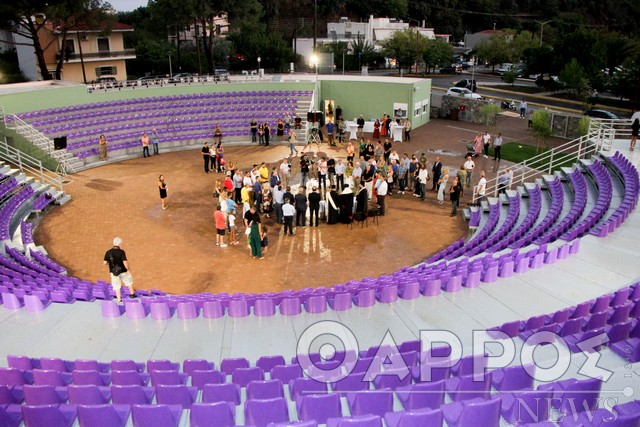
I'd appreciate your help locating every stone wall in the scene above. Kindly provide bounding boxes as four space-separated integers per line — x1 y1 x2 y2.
440 95 492 124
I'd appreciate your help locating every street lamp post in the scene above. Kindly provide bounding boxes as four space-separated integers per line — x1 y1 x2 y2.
168 52 173 77
257 56 261 76
536 20 553 46
311 54 319 80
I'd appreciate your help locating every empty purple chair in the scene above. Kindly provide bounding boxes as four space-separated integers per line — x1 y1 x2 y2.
377 285 399 303
451 354 487 377
372 367 412 390
67 384 111 404
147 359 180 372
330 292 353 311
538 377 602 415
32 369 72 386
39 358 72 373
7 355 35 371
23 384 68 404
289 377 328 400
125 301 147 319
202 383 241 405
202 300 224 318
327 414 383 426
150 370 187 386
110 384 155 404
331 372 370 392
111 359 145 373
0 368 29 386
190 402 235 427
183 359 214 376
445 372 492 402
155 384 197 408
354 289 376 307
231 366 264 387
24 294 48 312
490 363 534 391
501 388 553 424
0 385 23 404
256 355 285 373
0 404 22 427
228 299 249 317
297 393 342 424
74 359 110 373
176 301 198 319
254 298 276 316
396 380 446 410
72 370 111 386
1 293 22 309
111 370 150 386
244 397 290 427
347 391 394 417
246 379 284 399
131 404 182 427
77 404 131 427
271 364 303 384
21 404 77 427
150 302 173 320
442 396 502 427
191 369 223 390
384 407 444 427
280 297 302 315
400 282 421 300
220 357 250 376
101 300 123 317
305 295 328 313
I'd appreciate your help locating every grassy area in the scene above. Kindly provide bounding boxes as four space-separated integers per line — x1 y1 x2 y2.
489 142 577 171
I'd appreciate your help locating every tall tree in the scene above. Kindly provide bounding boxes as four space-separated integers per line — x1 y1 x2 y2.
379 28 429 73
423 39 453 73
0 0 114 81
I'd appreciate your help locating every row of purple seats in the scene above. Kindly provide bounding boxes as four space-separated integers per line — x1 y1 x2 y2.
560 160 613 241
508 178 561 249
29 249 67 274
534 168 588 245
31 193 55 211
592 152 640 237
0 185 35 240
0 178 19 202
468 193 521 257
20 221 33 245
18 89 307 119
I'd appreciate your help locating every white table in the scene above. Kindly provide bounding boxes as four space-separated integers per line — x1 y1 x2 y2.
347 123 358 140
390 125 403 142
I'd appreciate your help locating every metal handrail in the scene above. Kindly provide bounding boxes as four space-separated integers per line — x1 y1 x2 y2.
0 136 64 192
472 118 633 202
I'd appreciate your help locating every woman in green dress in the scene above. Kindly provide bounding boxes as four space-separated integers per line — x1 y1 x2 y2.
249 212 263 259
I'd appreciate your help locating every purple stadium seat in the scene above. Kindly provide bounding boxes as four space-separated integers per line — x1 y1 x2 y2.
220 357 250 376
246 379 284 400
490 363 535 391
202 383 241 405
297 393 342 424
327 414 383 426
77 404 131 427
155 384 197 408
23 384 68 405
445 372 492 402
190 370 223 390
346 391 394 417
72 370 111 386
501 388 553 424
189 402 235 427
7 355 36 371
67 384 111 404
383 407 444 427
21 404 77 427
131 404 182 427
538 377 602 415
111 370 150 386
244 397 290 427
110 385 155 404
441 396 502 427
111 360 145 373
396 380 446 411
147 360 180 372
150 370 187 386
182 359 215 376
289 377 328 400
32 369 72 386
231 366 264 387
271 364 303 384
256 355 285 373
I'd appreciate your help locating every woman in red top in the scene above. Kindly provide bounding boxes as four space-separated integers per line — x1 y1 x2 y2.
373 119 381 139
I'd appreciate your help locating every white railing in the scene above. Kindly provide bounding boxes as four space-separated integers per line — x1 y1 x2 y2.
0 135 64 192
473 118 633 202
1 108 67 163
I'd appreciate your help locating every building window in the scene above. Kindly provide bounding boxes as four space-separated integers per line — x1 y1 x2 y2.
97 37 110 52
64 39 75 54
95 66 117 76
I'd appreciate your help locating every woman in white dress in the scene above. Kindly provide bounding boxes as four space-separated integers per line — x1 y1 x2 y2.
437 168 449 204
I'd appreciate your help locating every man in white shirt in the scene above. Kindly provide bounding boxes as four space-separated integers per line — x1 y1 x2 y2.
335 159 346 192
482 131 491 158
279 159 291 187
519 100 527 118
477 171 487 202
463 155 475 188
282 200 296 235
352 163 363 187
317 158 328 191
272 184 285 224
493 133 503 162
375 171 388 215
418 167 429 201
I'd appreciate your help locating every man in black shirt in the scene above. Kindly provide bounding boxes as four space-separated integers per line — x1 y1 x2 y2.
432 157 442 191
294 187 308 227
356 115 365 139
383 139 392 164
201 142 210 173
103 237 135 303
308 187 321 226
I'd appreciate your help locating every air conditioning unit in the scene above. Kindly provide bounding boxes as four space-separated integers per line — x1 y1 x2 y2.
81 35 89 41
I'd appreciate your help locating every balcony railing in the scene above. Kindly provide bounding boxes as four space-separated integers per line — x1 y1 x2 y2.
56 49 136 61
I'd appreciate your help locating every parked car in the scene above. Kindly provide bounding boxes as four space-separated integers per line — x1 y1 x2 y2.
95 75 117 84
446 87 482 100
454 79 477 91
172 73 194 79
440 64 462 74
214 68 229 79
535 73 562 88
137 75 160 81
584 109 619 119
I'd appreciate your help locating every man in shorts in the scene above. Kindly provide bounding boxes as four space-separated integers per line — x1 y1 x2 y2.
103 237 135 303
214 205 228 247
